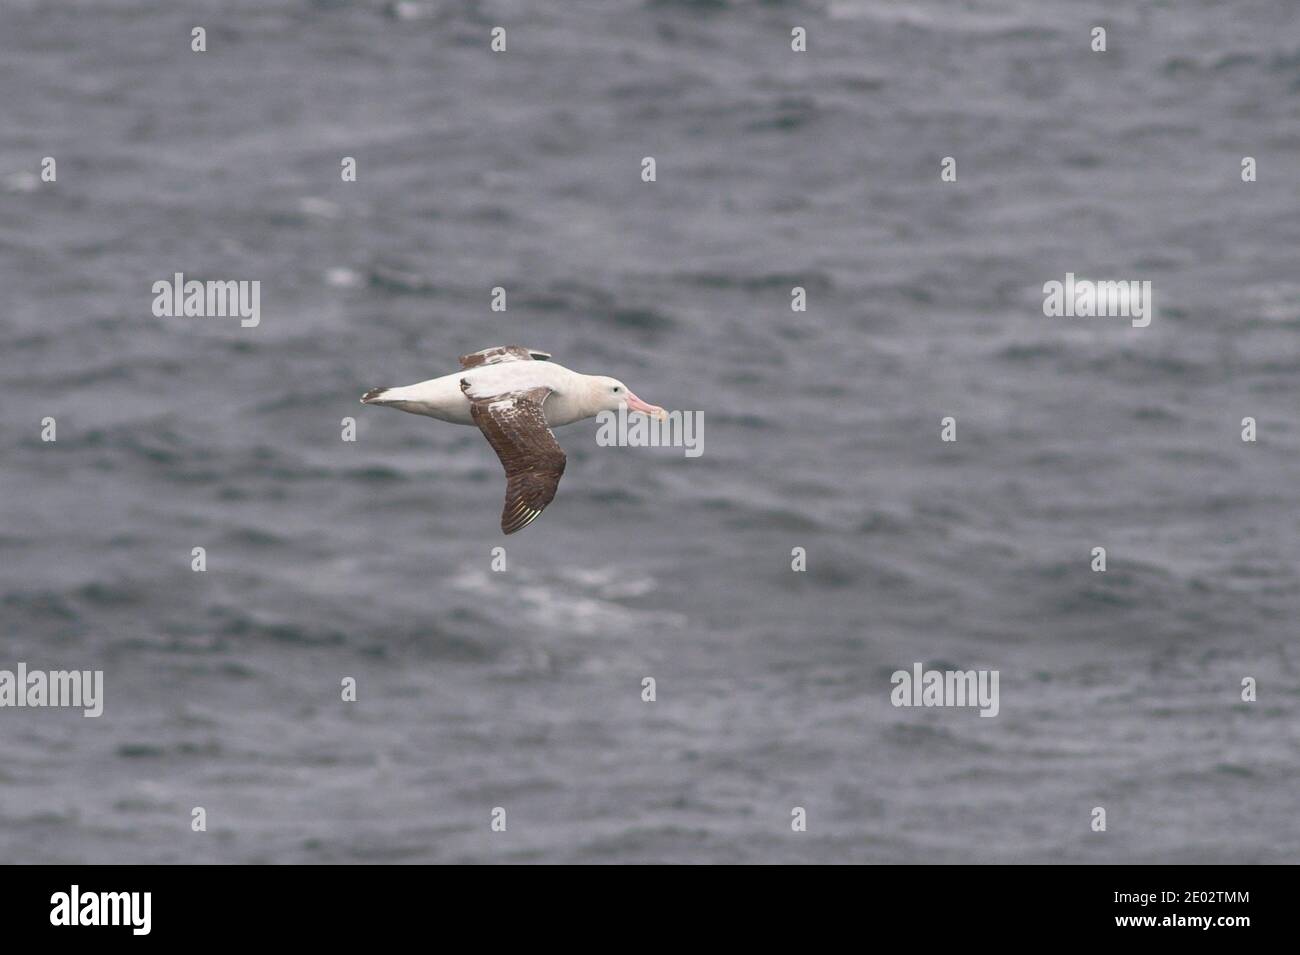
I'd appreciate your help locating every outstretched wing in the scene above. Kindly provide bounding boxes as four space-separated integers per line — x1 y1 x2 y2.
458 346 552 370
462 383 567 534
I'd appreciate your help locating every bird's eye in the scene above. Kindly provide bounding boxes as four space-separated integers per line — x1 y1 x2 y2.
613 386 622 393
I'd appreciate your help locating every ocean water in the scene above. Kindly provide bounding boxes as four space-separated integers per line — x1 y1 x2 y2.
1 0 1299 864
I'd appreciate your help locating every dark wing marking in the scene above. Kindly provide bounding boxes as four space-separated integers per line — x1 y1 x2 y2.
461 383 566 534
458 346 552 369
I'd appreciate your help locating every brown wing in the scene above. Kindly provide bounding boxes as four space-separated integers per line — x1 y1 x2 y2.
462 384 567 534
458 346 552 369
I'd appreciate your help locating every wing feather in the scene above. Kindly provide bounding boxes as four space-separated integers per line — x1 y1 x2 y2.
462 384 566 534
458 346 552 369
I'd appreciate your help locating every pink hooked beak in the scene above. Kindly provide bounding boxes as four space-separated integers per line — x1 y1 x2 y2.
623 390 667 419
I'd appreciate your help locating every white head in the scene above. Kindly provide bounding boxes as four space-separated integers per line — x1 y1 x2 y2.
584 375 667 419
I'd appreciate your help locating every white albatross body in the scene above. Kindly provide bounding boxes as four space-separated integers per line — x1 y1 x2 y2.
360 345 666 534
368 358 600 428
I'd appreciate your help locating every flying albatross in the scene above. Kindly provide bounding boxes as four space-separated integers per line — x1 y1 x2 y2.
361 346 666 534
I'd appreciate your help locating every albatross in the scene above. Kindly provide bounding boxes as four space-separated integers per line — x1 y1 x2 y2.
360 346 666 534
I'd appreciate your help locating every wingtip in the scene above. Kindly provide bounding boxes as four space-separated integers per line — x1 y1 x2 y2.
501 505 543 534
360 387 387 404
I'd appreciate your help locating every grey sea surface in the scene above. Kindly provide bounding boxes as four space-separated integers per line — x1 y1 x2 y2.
2 0 1299 863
